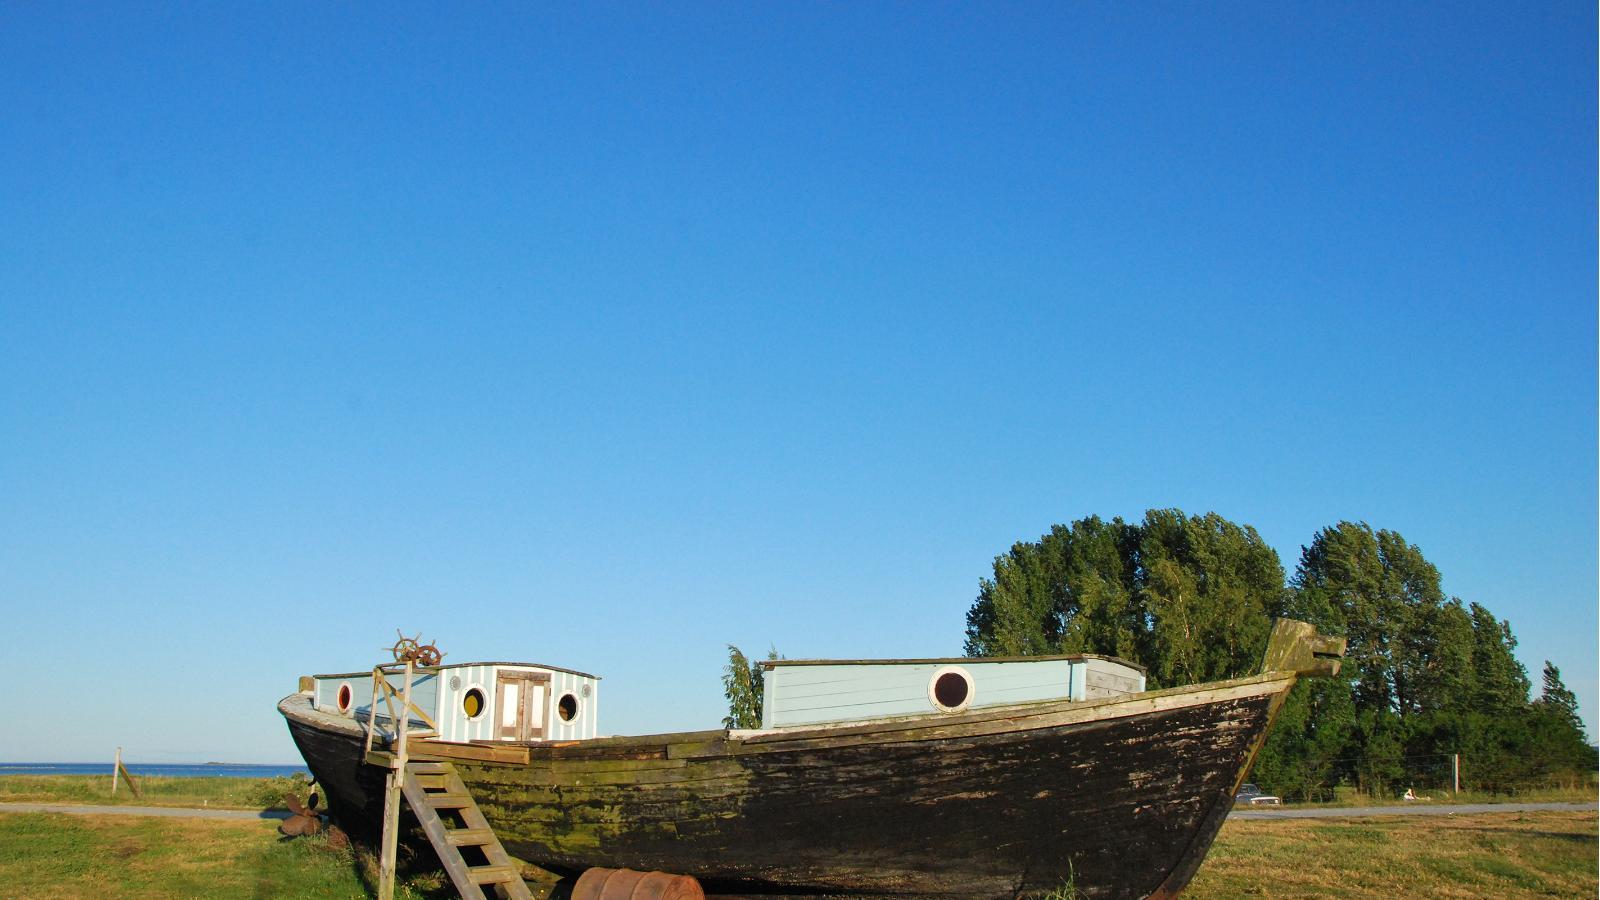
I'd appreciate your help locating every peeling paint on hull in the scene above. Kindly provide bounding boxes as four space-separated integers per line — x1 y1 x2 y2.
281 674 1292 899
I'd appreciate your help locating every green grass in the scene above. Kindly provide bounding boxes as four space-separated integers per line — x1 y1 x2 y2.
1188 810 1597 898
0 812 443 899
0 774 308 811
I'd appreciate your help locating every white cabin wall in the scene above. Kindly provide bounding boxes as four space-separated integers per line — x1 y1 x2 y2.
431 665 599 742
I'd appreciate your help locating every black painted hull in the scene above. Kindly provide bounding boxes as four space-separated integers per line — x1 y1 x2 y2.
281 673 1294 899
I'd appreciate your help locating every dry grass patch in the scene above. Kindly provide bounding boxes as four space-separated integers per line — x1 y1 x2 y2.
1188 810 1597 899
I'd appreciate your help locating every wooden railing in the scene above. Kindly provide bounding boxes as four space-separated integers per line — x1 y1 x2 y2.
361 659 440 758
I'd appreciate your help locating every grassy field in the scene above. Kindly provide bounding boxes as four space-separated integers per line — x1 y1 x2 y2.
0 805 1593 898
1188 810 1596 898
0 774 306 810
0 812 441 899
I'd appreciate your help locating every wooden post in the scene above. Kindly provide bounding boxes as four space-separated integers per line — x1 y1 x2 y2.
1453 753 1460 795
112 747 121 796
376 659 414 900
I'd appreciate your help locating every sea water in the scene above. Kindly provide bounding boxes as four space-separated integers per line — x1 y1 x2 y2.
0 762 309 778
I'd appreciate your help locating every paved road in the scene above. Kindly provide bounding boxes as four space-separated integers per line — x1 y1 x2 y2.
0 801 291 821
1230 800 1594 819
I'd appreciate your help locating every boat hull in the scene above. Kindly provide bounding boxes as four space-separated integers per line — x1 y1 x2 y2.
281 674 1293 899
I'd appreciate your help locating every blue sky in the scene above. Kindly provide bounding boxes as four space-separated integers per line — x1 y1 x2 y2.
1 4 1593 763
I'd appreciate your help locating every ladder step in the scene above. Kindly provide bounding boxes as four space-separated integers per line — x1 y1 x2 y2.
444 827 495 847
468 864 519 885
426 792 474 808
414 773 450 790
407 761 449 774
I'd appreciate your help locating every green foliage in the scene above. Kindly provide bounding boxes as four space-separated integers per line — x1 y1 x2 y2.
245 771 314 810
722 644 778 729
966 512 1595 800
964 509 1283 687
1530 662 1599 780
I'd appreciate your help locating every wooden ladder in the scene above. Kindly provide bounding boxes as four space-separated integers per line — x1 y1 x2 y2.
401 760 533 900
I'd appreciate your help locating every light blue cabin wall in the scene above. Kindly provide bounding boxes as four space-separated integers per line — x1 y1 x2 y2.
544 669 599 740
313 672 439 726
435 663 500 743
432 665 600 742
763 659 1077 728
762 657 1148 728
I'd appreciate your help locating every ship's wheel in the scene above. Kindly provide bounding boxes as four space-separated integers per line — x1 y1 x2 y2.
387 629 445 666
388 631 422 663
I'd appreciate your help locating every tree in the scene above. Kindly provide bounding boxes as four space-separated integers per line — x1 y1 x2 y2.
1537 662 1583 733
966 512 1593 798
1138 510 1285 686
964 509 1283 687
1292 522 1462 719
1530 662 1596 782
1467 602 1530 715
722 644 779 729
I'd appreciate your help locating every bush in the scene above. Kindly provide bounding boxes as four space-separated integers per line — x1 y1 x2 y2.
246 772 313 810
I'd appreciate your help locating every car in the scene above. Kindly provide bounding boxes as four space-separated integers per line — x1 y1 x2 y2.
1234 783 1283 805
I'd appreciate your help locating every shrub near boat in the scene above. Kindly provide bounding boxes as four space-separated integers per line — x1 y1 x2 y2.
280 619 1344 899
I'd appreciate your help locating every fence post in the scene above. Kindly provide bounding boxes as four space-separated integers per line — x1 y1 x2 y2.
1452 753 1460 795
112 747 121 796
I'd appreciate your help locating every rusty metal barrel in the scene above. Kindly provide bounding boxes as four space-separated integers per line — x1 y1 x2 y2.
571 867 705 900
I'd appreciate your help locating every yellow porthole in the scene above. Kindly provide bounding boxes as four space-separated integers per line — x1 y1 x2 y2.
462 687 485 719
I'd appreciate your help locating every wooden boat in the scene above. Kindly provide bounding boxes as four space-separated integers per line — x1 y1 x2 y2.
279 620 1344 899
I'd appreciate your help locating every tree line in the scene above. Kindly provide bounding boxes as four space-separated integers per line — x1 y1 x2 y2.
962 509 1594 798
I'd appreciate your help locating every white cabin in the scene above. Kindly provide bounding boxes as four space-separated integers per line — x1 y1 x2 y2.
759 654 1146 729
310 662 600 742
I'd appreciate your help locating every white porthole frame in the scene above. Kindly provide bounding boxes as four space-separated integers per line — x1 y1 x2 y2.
462 683 489 721
335 681 354 716
928 665 975 714
556 691 581 724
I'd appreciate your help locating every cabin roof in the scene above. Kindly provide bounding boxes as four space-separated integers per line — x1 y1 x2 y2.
759 653 1147 674
313 661 601 680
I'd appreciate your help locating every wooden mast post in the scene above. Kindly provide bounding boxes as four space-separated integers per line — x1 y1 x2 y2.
377 658 414 900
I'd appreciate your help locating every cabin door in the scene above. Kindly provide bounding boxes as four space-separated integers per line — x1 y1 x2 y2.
494 671 550 741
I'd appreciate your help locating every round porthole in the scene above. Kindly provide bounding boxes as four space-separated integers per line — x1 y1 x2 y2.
929 666 974 713
462 688 486 720
557 693 579 722
336 683 353 714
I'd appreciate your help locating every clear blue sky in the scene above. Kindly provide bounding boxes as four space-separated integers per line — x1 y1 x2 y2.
1 4 1593 763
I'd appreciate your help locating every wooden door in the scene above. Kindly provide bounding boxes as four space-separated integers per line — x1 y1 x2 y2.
494 671 550 741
